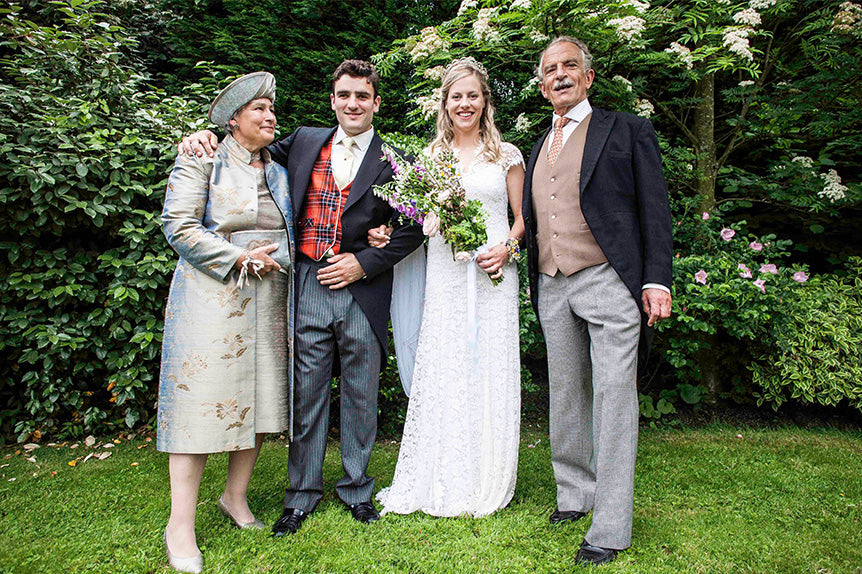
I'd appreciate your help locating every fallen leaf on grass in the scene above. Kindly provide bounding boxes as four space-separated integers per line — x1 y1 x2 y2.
70 444 79 450
95 452 111 460
33 430 41 440
51 471 57 476
130 462 139 466
137 444 148 450
68 460 77 467
8 478 15 482
23 443 40 452
113 439 122 444
84 436 96 448
82 453 94 464
527 439 541 448
102 444 114 449
25 456 36 463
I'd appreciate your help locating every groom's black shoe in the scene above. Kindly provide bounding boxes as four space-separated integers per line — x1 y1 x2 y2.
549 509 586 524
575 540 619 566
346 501 380 524
272 508 310 536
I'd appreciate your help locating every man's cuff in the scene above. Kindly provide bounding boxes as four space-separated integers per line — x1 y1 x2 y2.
642 283 670 294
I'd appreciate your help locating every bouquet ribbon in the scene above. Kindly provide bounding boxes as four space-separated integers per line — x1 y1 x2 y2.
466 244 490 378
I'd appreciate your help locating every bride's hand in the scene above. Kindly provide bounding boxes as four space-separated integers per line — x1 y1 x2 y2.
367 225 393 248
475 244 508 279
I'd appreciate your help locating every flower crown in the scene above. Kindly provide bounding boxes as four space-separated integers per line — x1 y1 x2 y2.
443 56 489 82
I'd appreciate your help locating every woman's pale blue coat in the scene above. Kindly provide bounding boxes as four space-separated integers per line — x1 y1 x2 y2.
157 136 295 453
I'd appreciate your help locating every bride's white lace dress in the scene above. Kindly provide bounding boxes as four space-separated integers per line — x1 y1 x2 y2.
377 142 523 517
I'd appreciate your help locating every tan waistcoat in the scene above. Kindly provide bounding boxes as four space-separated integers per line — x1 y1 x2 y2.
532 114 608 277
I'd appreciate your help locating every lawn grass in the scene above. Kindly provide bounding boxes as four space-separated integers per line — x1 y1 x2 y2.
0 424 860 573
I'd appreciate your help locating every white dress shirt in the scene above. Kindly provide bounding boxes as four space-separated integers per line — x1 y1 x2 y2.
331 125 375 185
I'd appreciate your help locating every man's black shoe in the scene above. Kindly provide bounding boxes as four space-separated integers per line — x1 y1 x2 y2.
272 508 310 536
346 501 380 524
549 509 586 524
575 540 619 566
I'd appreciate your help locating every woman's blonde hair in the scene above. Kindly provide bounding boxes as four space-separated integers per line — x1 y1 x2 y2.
428 57 503 164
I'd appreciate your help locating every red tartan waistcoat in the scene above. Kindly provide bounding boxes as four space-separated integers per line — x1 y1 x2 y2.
296 138 352 261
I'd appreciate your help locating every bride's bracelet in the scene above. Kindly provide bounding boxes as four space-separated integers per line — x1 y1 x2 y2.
504 238 521 263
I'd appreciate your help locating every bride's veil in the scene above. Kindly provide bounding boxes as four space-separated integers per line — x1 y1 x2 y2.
389 244 426 396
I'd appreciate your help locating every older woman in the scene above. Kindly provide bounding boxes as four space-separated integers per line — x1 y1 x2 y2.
157 72 294 573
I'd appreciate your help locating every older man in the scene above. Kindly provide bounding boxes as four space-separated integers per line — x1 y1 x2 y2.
522 37 673 566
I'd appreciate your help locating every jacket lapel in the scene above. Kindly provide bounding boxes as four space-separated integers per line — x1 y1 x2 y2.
579 108 614 194
292 127 337 215
523 127 551 220
344 132 386 212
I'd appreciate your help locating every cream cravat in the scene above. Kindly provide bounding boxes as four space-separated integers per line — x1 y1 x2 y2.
548 117 570 167
333 136 355 189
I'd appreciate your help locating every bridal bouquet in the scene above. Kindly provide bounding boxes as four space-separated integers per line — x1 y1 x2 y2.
374 145 503 284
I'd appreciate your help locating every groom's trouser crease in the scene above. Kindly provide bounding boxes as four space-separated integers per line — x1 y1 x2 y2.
539 262 640 550
286 261 381 512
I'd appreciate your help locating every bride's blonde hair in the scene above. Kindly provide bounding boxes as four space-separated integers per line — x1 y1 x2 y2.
428 57 503 165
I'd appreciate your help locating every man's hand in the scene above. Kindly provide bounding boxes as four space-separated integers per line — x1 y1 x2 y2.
317 253 365 289
178 130 219 158
642 288 672 327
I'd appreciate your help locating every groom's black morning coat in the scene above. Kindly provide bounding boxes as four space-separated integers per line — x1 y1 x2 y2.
268 126 424 348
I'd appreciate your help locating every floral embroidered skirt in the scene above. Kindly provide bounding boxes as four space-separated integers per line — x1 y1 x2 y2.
157 258 291 454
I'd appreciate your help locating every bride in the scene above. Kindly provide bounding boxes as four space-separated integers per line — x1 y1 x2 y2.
371 57 525 517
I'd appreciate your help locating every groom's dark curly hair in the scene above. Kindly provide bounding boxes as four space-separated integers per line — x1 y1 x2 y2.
332 59 380 97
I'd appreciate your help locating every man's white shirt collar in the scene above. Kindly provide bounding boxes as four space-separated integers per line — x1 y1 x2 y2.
334 125 374 151
552 98 592 126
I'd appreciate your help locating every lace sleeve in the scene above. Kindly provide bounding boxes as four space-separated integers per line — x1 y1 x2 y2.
500 142 525 172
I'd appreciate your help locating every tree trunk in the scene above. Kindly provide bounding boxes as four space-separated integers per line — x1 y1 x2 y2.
695 333 721 405
693 73 717 212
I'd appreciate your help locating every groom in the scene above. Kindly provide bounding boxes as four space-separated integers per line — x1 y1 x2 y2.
522 38 673 565
182 60 423 534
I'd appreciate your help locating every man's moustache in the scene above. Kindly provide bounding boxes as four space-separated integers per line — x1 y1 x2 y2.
553 80 574 90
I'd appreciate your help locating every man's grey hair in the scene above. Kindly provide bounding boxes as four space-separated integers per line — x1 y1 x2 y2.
536 36 593 82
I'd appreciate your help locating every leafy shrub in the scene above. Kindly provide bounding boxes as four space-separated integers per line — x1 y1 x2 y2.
0 1 210 441
750 258 862 410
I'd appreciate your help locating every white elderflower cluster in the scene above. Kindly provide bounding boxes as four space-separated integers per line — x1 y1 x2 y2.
749 0 776 9
612 75 633 91
819 169 848 202
416 88 442 120
511 0 532 10
738 79 755 87
723 27 754 61
664 41 694 69
627 0 650 13
528 28 550 42
733 8 762 26
832 2 862 37
634 98 654 118
607 15 646 43
410 27 448 62
791 156 814 168
473 8 501 43
457 0 478 16
514 113 531 132
423 66 446 81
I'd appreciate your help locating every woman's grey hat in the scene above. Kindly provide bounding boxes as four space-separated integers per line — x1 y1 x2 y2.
208 72 276 130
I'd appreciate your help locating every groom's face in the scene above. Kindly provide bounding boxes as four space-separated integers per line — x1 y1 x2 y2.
331 75 380 136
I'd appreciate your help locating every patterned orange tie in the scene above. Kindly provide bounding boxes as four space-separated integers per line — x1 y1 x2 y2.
548 117 570 167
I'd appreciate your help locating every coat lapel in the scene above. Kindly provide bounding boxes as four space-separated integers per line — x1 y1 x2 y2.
579 108 614 194
291 127 337 215
523 127 551 220
344 132 387 212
